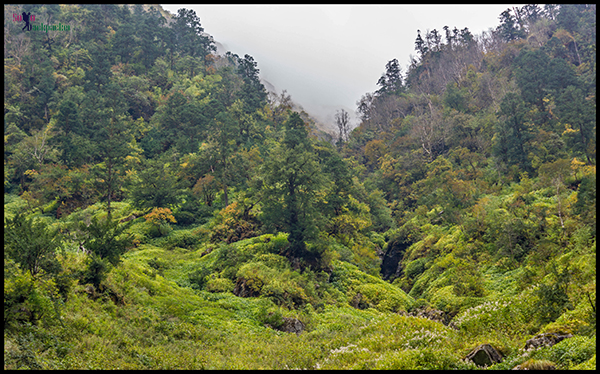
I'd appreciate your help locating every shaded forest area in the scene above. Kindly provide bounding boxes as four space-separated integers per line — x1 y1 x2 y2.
4 4 596 370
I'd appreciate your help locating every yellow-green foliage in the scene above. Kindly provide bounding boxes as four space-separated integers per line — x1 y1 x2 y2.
236 262 309 307
205 277 234 293
571 354 595 370
4 193 28 220
331 260 413 312
532 335 596 369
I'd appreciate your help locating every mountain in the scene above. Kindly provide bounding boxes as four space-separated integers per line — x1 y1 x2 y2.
3 4 596 370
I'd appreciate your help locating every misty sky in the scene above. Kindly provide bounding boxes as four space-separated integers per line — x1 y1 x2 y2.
160 4 524 130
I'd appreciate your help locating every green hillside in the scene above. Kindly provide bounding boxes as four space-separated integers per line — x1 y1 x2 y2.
4 4 596 370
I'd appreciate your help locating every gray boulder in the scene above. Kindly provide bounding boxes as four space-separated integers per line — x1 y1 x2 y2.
524 332 573 351
465 344 503 367
280 317 304 335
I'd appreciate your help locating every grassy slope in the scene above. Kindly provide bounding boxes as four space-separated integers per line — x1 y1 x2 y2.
3 195 596 370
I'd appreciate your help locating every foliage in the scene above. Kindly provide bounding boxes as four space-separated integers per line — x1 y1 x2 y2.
4 213 63 277
144 207 176 237
78 215 133 266
3 3 596 370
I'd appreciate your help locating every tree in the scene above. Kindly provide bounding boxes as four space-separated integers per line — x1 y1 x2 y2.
193 174 220 207
260 112 324 269
83 42 111 92
173 8 215 61
539 159 573 229
4 213 62 277
335 108 350 146
111 14 135 64
237 54 268 114
129 155 187 211
415 30 427 56
493 92 532 173
136 6 167 68
555 85 595 164
497 8 526 42
376 58 404 96
79 215 133 266
92 83 133 216
78 215 133 288
514 48 551 110
204 110 242 207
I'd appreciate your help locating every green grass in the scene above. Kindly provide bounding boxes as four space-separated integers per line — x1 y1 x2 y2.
4 193 596 370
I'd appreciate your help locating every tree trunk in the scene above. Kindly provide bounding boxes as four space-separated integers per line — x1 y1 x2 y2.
223 183 228 207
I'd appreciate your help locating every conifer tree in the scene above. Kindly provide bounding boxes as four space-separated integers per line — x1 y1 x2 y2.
260 112 324 269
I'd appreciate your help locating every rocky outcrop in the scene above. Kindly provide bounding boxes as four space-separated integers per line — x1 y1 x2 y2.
232 277 262 298
524 332 573 351
465 344 503 367
350 292 369 310
380 238 410 280
279 317 304 335
403 306 456 327
119 214 137 223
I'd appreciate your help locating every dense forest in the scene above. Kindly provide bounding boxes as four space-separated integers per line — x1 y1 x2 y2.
4 4 596 370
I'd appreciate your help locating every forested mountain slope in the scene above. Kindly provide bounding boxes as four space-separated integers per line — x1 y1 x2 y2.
4 4 596 370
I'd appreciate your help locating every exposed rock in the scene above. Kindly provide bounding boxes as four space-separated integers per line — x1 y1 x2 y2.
200 246 215 257
279 317 304 335
380 238 410 280
232 277 261 298
119 214 137 223
465 344 503 367
524 332 573 351
85 285 96 298
407 306 456 326
351 292 369 310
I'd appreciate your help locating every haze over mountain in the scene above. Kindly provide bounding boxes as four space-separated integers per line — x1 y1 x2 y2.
160 4 525 132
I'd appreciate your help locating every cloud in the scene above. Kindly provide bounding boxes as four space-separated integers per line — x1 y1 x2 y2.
161 4 524 132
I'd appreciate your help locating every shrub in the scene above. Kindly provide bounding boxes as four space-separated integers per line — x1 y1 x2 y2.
144 207 176 237
166 230 198 250
4 266 54 329
255 301 284 329
172 211 196 226
374 347 464 370
535 263 573 324
265 232 290 254
4 212 63 277
81 255 110 288
534 335 596 369
213 244 254 280
209 202 260 244
205 277 234 293
188 266 212 290
404 258 427 280
354 283 412 313
79 215 133 265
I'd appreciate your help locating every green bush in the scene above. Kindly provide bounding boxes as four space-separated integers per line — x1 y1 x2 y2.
166 230 198 250
404 258 427 280
4 212 63 277
255 301 285 329
265 232 290 254
81 255 110 288
213 244 255 280
188 266 212 290
355 283 412 313
205 277 234 293
172 211 196 226
4 266 54 329
373 347 464 370
534 335 596 369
